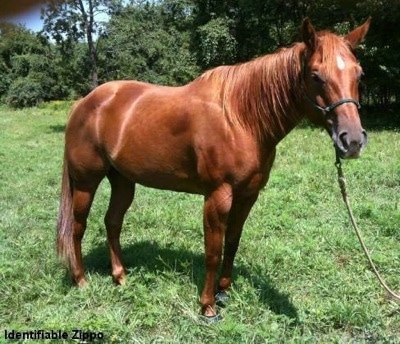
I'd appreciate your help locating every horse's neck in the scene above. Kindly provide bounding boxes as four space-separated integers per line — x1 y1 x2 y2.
196 45 306 145
244 49 306 145
260 107 305 147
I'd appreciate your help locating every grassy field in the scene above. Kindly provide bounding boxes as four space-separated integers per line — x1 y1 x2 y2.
0 102 399 343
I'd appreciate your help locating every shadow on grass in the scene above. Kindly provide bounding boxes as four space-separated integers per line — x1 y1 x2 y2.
83 240 299 323
48 124 66 133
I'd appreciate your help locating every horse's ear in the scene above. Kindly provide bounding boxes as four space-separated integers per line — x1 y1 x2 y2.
345 17 371 49
302 17 318 51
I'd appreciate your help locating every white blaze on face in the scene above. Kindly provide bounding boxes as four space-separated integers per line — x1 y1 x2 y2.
336 55 346 70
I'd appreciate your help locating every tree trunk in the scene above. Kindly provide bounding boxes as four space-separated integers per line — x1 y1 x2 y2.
77 0 98 89
87 0 98 88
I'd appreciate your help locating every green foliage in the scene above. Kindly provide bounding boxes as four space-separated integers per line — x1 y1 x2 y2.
0 23 67 107
53 42 93 98
196 17 237 68
41 0 125 90
0 64 11 100
0 103 399 341
1 0 400 109
100 1 199 85
5 77 44 108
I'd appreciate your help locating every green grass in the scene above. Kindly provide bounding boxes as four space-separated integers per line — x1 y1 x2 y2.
1 102 399 343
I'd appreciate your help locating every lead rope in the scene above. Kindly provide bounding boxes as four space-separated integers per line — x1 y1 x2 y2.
335 151 400 301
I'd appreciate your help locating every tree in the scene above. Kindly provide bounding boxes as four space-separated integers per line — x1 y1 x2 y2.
354 0 400 106
1 0 399 111
100 1 199 85
196 16 237 68
0 23 63 107
41 0 122 89
191 0 302 64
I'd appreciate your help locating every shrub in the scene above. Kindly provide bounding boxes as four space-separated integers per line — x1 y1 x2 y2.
5 77 44 108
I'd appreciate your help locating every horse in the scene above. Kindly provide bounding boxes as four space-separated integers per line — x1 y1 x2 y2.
57 17 371 320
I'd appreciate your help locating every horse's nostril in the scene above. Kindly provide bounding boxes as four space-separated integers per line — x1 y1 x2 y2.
339 131 349 150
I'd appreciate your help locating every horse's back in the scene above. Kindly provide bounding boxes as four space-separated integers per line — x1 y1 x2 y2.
69 80 154 119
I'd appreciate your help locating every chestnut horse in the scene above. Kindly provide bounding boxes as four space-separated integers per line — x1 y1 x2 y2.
58 18 370 319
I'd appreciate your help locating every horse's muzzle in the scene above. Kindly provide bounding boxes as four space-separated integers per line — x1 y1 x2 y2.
334 129 367 159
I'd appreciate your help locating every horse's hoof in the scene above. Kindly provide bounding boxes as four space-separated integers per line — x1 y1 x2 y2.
113 275 126 285
215 290 229 307
200 313 223 324
74 278 87 287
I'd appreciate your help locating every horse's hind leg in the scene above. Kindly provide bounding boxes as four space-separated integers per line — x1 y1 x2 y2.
71 179 103 286
105 168 135 285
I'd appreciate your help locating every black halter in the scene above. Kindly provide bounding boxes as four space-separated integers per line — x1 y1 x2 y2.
306 94 361 113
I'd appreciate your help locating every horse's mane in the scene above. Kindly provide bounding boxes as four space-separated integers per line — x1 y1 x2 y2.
195 31 352 142
196 43 306 141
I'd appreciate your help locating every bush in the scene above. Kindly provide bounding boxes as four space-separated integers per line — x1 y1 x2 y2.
5 77 45 108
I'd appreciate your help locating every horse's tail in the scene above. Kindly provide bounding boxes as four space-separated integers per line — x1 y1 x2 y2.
57 152 75 270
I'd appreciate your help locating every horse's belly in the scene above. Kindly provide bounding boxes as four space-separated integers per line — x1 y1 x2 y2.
111 150 204 194
135 172 204 194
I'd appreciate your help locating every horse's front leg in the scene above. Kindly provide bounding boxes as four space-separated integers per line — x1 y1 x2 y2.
217 149 276 305
216 193 259 304
201 183 233 318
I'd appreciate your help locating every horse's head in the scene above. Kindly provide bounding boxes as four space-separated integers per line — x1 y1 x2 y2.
302 18 371 159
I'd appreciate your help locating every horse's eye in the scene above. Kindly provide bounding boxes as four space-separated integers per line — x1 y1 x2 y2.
311 72 325 84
